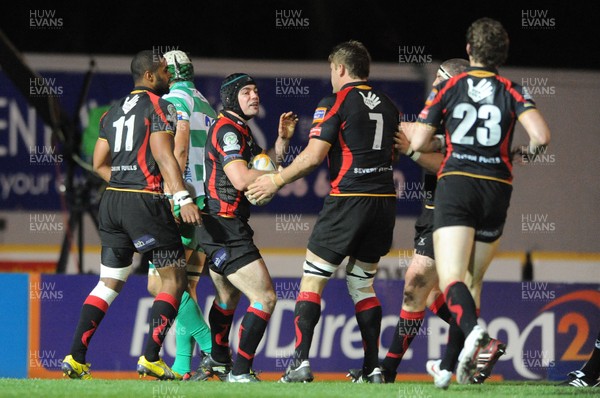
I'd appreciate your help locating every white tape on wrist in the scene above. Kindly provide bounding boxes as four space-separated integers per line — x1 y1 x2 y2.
173 190 192 206
410 151 421 161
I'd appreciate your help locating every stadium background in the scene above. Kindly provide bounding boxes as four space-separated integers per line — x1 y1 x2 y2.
0 0 599 382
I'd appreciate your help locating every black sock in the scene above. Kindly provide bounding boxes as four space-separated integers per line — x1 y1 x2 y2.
293 291 321 365
382 309 424 373
440 320 464 371
231 307 270 375
581 330 600 378
208 300 235 363
69 296 109 363
445 281 478 335
143 293 179 362
355 297 383 375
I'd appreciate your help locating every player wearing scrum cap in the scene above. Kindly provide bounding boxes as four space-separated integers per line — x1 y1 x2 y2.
145 50 216 380
194 73 298 382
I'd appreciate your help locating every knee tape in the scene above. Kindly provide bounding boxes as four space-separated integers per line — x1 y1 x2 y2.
303 260 338 279
100 263 133 282
90 281 119 305
346 263 377 304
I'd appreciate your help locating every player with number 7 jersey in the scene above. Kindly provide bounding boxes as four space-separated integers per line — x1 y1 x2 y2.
247 40 399 383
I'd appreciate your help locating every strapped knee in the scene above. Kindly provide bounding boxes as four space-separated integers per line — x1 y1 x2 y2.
100 263 133 282
346 262 377 304
303 259 337 279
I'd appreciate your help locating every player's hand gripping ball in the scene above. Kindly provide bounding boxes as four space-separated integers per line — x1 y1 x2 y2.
246 154 276 206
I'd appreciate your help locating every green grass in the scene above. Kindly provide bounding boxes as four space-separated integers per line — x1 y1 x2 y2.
0 379 598 398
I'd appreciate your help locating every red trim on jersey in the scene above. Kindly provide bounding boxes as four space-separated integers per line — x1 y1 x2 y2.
496 75 527 103
425 72 466 110
148 91 170 126
330 129 353 194
314 86 352 129
209 116 250 217
438 125 454 178
500 114 516 180
137 120 152 191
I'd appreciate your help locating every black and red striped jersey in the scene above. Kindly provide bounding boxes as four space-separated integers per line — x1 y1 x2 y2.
417 66 537 183
98 87 176 193
309 81 399 196
204 111 263 220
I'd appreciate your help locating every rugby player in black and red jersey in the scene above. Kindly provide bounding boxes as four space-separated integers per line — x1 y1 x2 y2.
248 40 399 383
411 18 551 388
62 50 201 380
193 73 298 382
348 59 506 387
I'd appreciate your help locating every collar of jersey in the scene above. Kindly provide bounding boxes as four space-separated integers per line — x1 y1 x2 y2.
466 66 499 77
341 81 370 91
131 86 159 95
220 110 248 127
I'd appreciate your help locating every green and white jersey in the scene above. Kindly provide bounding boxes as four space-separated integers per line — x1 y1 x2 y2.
163 81 217 199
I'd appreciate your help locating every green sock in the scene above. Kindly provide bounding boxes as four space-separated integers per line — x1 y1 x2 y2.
171 291 194 375
171 291 212 375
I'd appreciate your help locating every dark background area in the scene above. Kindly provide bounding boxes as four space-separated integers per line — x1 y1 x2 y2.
1 0 598 70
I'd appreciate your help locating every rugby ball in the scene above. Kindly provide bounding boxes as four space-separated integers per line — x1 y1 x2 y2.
250 153 276 171
246 154 276 206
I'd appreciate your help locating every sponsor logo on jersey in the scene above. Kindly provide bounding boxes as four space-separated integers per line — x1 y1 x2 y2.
309 127 322 138
425 89 438 106
312 107 327 122
222 132 241 152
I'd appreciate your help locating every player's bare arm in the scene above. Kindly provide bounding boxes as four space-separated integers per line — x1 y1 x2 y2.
173 120 191 173
92 138 112 183
150 131 201 225
247 138 330 201
519 109 551 154
224 160 273 192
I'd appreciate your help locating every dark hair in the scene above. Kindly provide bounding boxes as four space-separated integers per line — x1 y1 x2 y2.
440 58 469 77
130 50 161 82
466 18 509 67
328 40 371 79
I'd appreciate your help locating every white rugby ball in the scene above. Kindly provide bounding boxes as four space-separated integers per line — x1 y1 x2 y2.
250 153 276 171
246 154 276 206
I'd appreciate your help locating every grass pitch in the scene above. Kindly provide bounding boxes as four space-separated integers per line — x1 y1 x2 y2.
0 378 598 398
